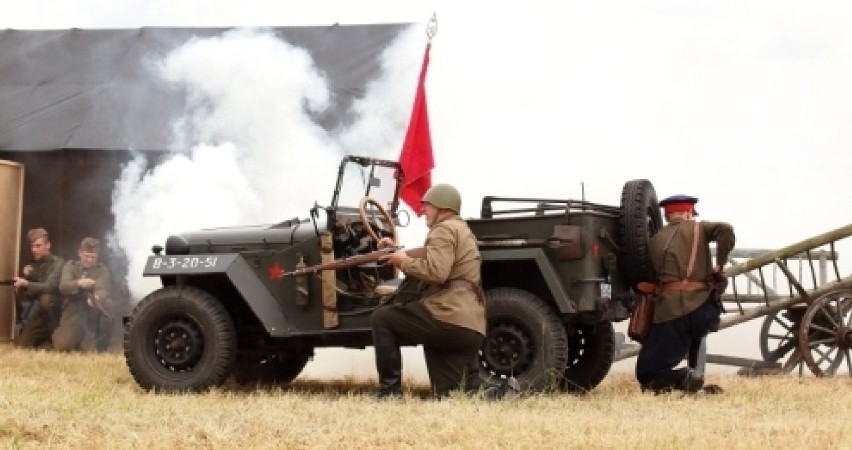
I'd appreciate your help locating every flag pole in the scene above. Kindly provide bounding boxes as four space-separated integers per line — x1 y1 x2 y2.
426 13 437 43
397 14 438 215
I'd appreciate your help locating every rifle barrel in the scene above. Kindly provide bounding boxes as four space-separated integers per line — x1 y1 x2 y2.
282 246 404 277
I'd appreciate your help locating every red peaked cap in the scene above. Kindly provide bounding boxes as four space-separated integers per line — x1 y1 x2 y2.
659 195 699 216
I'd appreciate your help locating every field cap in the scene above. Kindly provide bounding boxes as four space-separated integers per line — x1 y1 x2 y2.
659 194 699 216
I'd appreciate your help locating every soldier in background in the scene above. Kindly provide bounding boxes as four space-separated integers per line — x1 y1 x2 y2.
13 228 65 348
635 195 735 394
53 237 113 352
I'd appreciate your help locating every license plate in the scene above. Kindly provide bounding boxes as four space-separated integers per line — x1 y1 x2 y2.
600 283 612 300
143 254 235 275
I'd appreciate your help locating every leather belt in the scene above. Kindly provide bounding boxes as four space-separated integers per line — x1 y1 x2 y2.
637 281 708 295
441 279 485 305
661 281 708 292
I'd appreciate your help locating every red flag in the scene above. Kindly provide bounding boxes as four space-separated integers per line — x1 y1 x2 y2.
398 44 433 216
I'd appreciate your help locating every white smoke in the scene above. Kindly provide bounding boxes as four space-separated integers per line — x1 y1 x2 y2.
113 28 383 299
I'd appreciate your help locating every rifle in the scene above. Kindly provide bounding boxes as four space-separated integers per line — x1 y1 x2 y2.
79 270 113 319
0 279 15 286
282 246 425 277
87 294 113 319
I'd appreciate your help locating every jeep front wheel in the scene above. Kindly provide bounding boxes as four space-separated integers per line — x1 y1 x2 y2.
479 288 568 391
124 286 237 392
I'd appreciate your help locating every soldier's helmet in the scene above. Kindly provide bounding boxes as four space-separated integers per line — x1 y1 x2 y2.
422 183 461 214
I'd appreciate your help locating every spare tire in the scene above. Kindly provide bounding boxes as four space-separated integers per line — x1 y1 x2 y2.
619 179 663 288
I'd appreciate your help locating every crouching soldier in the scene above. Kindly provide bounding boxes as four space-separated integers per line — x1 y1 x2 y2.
14 228 65 349
53 237 113 352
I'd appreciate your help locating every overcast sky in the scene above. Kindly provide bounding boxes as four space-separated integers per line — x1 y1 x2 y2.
4 0 851 380
4 0 849 249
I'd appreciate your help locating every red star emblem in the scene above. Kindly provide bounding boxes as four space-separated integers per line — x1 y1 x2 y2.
268 263 285 280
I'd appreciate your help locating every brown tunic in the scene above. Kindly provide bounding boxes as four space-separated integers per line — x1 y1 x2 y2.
649 218 735 323
54 261 113 351
400 215 486 335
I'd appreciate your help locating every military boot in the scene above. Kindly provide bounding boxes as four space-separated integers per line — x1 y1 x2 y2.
678 368 705 393
644 368 703 394
374 345 403 399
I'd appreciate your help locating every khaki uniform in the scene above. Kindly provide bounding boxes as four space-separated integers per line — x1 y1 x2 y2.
372 215 486 397
649 219 735 323
53 261 113 351
400 215 486 335
15 254 65 348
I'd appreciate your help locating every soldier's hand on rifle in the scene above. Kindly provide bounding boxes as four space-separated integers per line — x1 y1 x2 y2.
12 277 28 289
379 249 408 268
377 237 395 250
77 277 96 290
87 294 98 308
22 265 33 277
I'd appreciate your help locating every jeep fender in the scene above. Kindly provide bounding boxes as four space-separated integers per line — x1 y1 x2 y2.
142 253 293 336
480 248 575 313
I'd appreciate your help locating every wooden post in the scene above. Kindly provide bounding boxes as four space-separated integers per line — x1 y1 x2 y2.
319 232 339 329
0 160 24 343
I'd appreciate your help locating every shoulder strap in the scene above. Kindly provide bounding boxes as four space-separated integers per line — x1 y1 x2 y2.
684 221 701 280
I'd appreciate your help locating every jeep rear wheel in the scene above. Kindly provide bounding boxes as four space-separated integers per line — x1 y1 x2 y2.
562 321 616 393
124 286 236 392
479 288 568 391
619 179 663 287
233 348 314 385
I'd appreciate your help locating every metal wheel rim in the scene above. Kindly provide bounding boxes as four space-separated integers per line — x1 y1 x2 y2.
566 328 588 368
152 317 205 372
480 320 535 375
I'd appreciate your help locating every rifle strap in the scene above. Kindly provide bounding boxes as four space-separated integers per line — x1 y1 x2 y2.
684 221 701 281
644 220 696 291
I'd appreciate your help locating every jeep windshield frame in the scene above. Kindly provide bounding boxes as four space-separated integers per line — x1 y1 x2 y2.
328 155 402 220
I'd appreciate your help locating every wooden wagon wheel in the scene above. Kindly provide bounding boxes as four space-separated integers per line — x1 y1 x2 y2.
797 288 852 377
759 307 808 375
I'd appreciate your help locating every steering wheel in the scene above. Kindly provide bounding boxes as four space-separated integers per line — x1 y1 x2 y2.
358 197 397 246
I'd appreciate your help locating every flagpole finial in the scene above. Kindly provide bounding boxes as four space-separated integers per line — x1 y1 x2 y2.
426 13 437 42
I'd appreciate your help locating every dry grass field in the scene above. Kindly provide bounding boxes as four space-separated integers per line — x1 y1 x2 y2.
0 346 850 450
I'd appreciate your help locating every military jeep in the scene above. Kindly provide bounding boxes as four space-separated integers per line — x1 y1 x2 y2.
123 155 662 393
